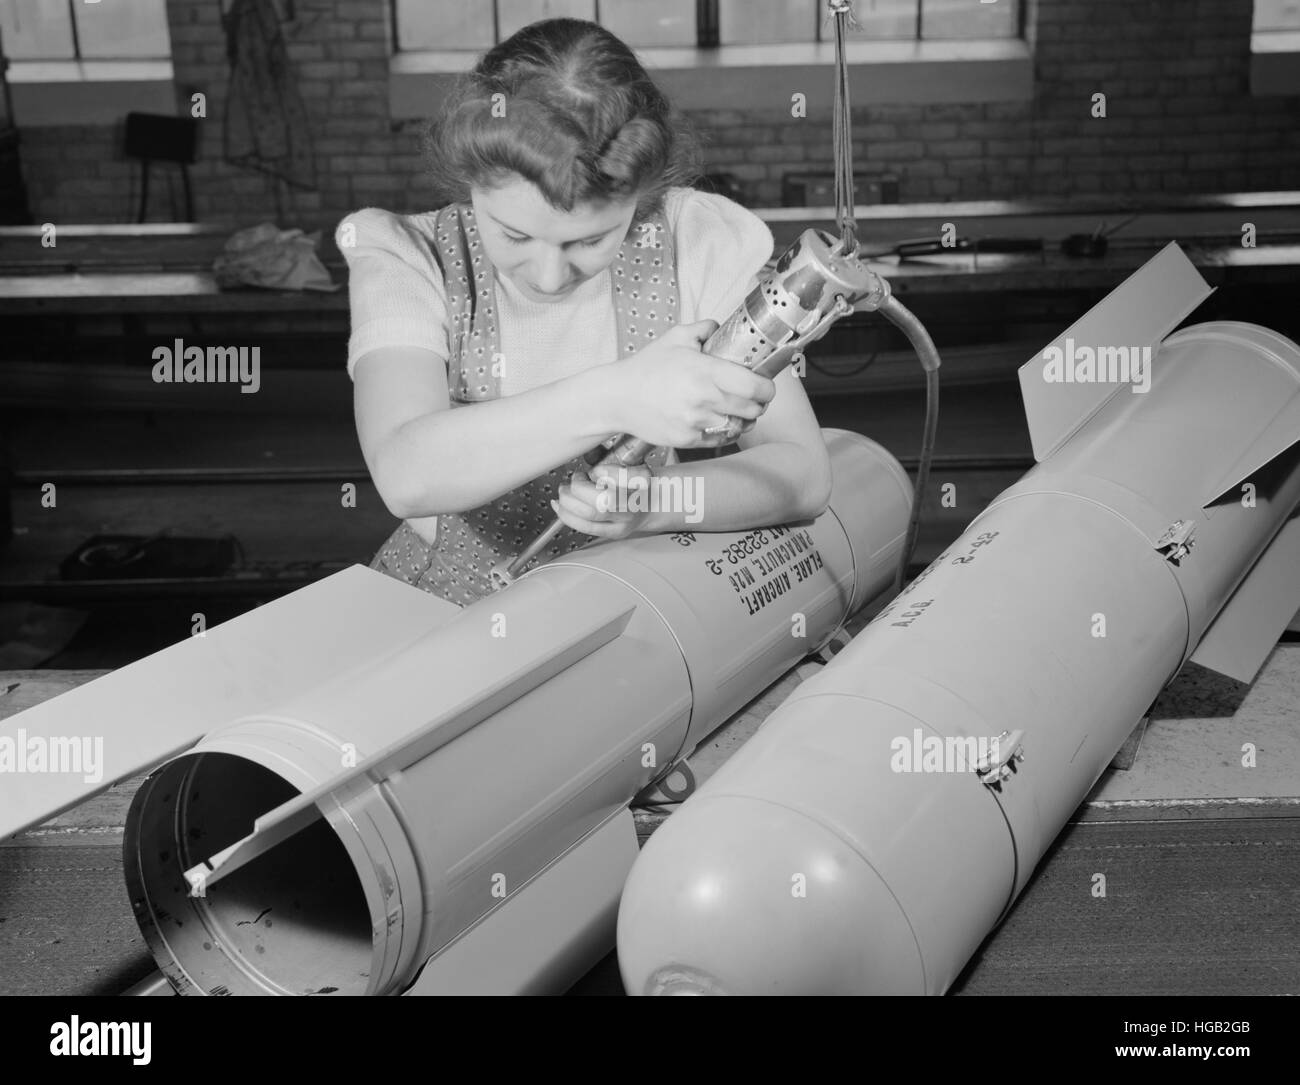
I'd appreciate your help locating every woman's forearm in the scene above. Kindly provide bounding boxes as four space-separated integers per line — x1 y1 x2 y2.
633 443 833 535
377 364 624 517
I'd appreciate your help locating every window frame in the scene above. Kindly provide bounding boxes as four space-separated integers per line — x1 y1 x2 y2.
387 0 1032 120
389 36 1032 119
2 0 175 125
389 0 1028 51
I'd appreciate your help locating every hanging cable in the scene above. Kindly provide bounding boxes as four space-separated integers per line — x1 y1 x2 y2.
823 0 940 597
877 297 942 595
828 0 860 253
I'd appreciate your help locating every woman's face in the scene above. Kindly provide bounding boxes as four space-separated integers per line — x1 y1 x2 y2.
471 175 638 304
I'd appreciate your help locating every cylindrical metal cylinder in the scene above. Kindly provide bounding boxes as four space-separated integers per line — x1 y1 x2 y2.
124 429 912 995
616 321 1300 995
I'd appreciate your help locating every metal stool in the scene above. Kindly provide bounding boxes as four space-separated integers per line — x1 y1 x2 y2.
124 112 199 222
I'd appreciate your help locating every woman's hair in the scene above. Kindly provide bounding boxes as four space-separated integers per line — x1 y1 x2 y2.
424 18 701 224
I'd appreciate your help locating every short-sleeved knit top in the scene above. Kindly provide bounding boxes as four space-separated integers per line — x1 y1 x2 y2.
338 187 774 604
338 187 775 389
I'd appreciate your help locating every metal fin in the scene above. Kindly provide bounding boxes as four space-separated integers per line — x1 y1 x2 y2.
186 594 637 890
1018 242 1213 462
1201 398 1300 510
1189 516 1300 684
0 566 461 841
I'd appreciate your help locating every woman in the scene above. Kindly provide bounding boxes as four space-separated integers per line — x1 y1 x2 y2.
339 18 832 606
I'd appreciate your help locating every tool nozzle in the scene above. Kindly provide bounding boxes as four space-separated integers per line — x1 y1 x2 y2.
493 517 565 589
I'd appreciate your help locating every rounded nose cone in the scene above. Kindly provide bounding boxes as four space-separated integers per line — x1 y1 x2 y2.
618 795 924 995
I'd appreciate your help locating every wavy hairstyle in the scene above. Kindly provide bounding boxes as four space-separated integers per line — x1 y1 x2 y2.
424 18 701 224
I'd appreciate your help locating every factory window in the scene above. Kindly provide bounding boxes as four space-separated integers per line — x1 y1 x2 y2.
1254 0 1300 30
0 0 171 60
1251 0 1300 94
389 0 1030 119
394 0 1021 50
0 0 174 126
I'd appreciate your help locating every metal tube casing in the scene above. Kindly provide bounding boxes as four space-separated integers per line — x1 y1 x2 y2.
616 321 1300 995
123 429 912 995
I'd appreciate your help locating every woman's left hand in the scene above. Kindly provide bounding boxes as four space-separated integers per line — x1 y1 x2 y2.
553 464 653 539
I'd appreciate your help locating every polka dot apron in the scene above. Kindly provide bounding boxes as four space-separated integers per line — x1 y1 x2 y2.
368 202 683 606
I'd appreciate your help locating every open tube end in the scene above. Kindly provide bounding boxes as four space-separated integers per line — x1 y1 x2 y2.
125 752 381 996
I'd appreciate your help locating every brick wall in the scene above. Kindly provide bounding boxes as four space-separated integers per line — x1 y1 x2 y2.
16 0 1300 229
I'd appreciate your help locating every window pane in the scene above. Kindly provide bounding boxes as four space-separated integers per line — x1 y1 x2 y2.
498 0 595 41
837 0 920 42
922 0 1018 40
719 0 817 45
0 0 75 60
1255 0 1300 32
75 0 170 59
600 0 695 46
397 0 494 50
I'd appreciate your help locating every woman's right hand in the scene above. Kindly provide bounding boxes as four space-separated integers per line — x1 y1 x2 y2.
608 320 777 448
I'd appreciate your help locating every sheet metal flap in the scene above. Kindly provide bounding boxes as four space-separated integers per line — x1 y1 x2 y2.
1189 516 1300 684
1202 399 1300 510
1018 242 1213 461
0 566 461 840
